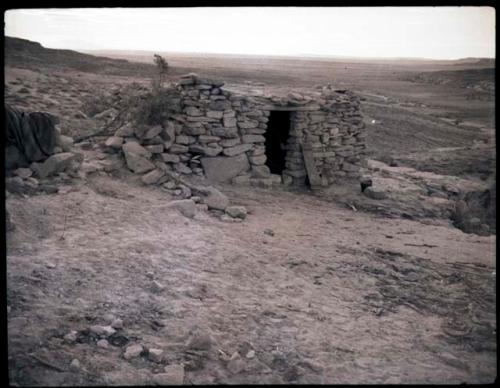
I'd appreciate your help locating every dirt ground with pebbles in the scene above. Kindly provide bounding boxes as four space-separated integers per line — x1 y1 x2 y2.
5 38 496 385
6 172 496 385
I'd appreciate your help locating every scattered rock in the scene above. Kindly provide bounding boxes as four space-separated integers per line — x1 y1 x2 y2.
124 344 144 360
57 135 75 152
196 203 209 212
225 206 248 219
163 180 177 190
6 209 15 232
13 167 33 178
64 331 78 343
246 350 256 359
89 325 116 338
221 214 240 223
151 280 166 293
179 184 192 199
363 186 387 200
251 165 271 179
70 359 81 371
31 152 83 178
104 136 123 150
142 125 163 140
97 339 110 349
264 229 275 236
141 169 165 185
111 319 123 330
227 352 245 374
198 186 229 211
122 142 155 174
168 199 197 219
185 329 213 351
38 183 59 194
115 124 135 137
152 364 185 385
102 313 116 324
6 176 37 195
232 175 251 185
148 348 164 363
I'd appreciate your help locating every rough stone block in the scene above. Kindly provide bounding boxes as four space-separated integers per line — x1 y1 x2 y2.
223 144 253 157
201 153 250 183
242 135 266 144
115 124 135 137
249 155 266 165
238 120 259 129
223 117 237 128
141 169 165 185
161 153 180 163
251 165 271 179
144 144 164 154
168 199 197 218
31 152 83 178
206 110 224 119
169 144 189 154
220 138 241 148
189 144 223 157
142 125 163 140
198 135 221 143
186 106 203 116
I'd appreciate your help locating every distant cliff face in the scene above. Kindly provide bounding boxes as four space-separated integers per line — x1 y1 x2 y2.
4 36 155 76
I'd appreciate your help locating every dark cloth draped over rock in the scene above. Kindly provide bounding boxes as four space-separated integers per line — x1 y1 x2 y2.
5 104 58 169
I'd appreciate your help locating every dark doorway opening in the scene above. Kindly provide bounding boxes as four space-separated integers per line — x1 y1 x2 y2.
264 111 291 174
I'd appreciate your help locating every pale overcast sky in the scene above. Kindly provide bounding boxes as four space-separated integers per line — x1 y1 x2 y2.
4 7 496 59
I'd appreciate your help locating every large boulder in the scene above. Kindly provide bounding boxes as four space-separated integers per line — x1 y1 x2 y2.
167 199 197 219
141 169 165 185
201 153 250 183
122 142 155 174
197 186 229 211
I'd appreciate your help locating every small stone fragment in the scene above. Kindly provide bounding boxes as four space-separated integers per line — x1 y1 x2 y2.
111 319 123 330
64 331 78 343
70 359 81 371
148 348 164 363
264 229 275 236
185 329 213 351
97 339 110 349
13 168 33 178
151 280 166 293
152 364 185 385
227 352 245 374
89 325 116 338
363 186 387 200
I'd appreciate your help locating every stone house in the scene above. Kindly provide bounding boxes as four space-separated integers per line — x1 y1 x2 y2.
109 73 367 189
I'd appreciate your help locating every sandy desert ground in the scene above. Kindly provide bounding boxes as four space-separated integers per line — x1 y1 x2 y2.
5 37 496 385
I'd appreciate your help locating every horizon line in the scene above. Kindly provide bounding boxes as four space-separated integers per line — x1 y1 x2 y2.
6 35 496 62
